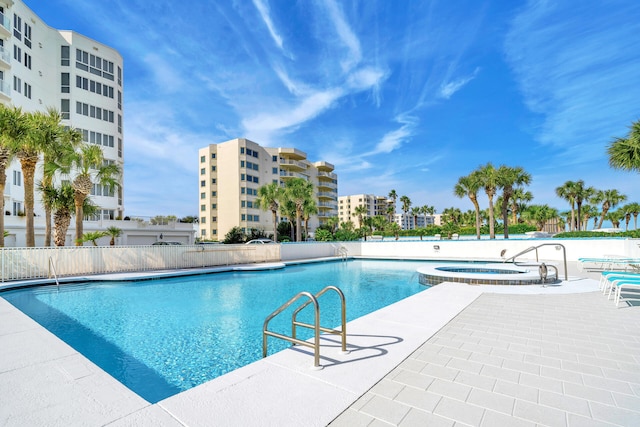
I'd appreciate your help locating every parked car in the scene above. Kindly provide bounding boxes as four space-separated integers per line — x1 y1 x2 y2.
245 238 275 244
152 241 183 245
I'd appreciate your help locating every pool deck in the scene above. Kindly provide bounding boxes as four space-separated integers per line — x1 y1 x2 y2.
1 261 639 426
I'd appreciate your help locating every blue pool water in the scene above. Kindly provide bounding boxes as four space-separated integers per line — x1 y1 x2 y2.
2 259 426 403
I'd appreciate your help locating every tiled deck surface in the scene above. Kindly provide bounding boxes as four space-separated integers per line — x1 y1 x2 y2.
1 261 639 426
331 292 640 426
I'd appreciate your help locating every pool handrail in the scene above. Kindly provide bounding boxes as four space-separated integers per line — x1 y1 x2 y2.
48 257 60 289
503 243 568 281
292 286 347 353
263 291 321 367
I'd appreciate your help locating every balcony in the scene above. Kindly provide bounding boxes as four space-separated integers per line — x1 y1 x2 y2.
317 181 337 191
0 13 10 38
317 171 337 180
0 79 10 101
317 191 337 200
279 158 307 171
0 45 9 69
279 170 309 180
318 202 338 210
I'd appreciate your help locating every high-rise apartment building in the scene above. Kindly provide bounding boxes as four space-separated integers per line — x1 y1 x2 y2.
198 138 338 240
2 0 124 220
338 194 390 226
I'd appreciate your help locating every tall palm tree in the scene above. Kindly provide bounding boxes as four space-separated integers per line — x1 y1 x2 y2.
476 163 500 239
302 196 317 239
572 180 595 231
625 202 640 229
399 195 411 230
70 144 121 245
283 177 314 242
410 206 420 230
388 189 397 221
34 108 82 246
255 182 284 242
41 181 75 247
498 165 531 239
521 204 559 231
555 180 578 231
607 119 640 172
580 204 598 231
591 189 627 229
353 204 367 228
454 172 482 239
0 105 29 247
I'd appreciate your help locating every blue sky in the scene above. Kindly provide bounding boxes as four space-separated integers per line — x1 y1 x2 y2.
29 0 640 222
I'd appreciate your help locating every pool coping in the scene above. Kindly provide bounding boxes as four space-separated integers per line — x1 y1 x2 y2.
0 259 601 426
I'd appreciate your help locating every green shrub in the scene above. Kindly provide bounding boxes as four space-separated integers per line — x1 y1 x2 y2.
223 226 246 244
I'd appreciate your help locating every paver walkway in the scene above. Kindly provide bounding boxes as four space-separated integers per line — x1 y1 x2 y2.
331 292 640 426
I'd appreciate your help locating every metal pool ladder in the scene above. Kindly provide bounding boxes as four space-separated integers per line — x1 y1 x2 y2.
48 257 60 289
262 286 347 368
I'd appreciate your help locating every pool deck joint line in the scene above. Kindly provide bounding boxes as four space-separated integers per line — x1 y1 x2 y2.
1 261 639 426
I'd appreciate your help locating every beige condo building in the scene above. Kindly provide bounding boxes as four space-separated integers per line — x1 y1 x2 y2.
198 138 338 240
338 194 391 227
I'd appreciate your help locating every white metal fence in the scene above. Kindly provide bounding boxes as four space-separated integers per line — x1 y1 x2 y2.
0 244 281 282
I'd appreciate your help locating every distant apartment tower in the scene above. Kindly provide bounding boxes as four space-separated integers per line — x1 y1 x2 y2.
393 212 437 230
198 138 338 240
1 0 124 220
338 194 390 226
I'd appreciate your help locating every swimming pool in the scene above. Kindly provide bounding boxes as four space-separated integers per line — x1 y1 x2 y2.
2 259 426 403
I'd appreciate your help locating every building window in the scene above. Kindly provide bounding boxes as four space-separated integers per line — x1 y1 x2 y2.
241 174 245 181
241 214 246 221
12 170 21 186
24 53 31 69
61 99 70 119
211 191 216 197
211 178 216 184
117 90 122 109
211 166 216 171
118 138 122 158
241 201 245 208
211 153 216 159
61 46 70 66
24 23 32 48
212 217 217 222
272 167 278 174
13 202 22 216
200 180 205 187
200 168 205 175
201 229 206 237
200 217 206 224
211 204 217 209
117 66 122 86
13 45 21 62
200 204 206 212
13 14 21 40
213 229 217 235
200 155 205 163
272 155 277 162
12 76 21 93
61 73 70 93
23 82 31 99
200 192 205 199
240 147 245 154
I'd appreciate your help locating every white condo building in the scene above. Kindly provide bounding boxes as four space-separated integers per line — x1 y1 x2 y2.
1 0 124 221
338 194 390 226
198 138 338 240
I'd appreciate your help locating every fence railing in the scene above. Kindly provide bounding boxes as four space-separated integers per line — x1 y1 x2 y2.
0 244 281 282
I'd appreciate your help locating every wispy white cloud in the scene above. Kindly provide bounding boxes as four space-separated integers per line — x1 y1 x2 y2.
366 113 418 155
438 68 480 99
323 0 362 73
252 0 285 52
504 0 640 161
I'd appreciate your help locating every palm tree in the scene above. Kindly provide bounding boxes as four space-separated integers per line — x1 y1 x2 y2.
388 189 397 221
607 119 640 172
572 180 595 231
34 109 81 246
580 204 598 231
626 202 640 230
498 165 531 239
476 163 500 239
454 172 482 239
606 210 624 229
325 216 339 234
510 187 533 225
49 182 76 247
556 180 578 231
283 177 314 242
399 195 411 229
0 105 29 247
77 230 108 246
70 144 121 245
521 204 559 231
255 182 284 242
410 206 420 230
106 226 122 246
591 189 627 229
386 205 395 223
302 197 317 239
353 204 367 228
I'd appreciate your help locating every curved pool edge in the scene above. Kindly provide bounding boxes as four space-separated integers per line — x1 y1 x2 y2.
417 262 556 286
